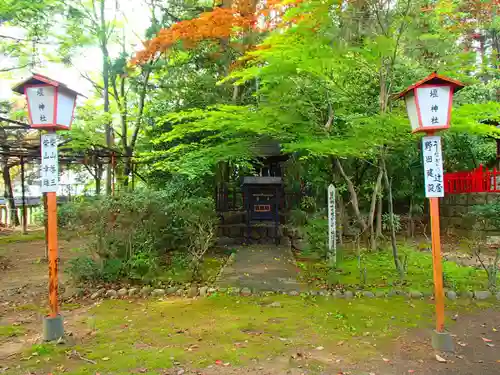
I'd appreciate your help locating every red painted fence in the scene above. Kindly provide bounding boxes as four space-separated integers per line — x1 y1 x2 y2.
444 165 500 194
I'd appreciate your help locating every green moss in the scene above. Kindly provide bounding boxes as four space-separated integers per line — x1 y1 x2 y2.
12 295 440 374
157 256 224 284
0 230 45 245
0 324 26 338
15 303 48 314
299 246 494 292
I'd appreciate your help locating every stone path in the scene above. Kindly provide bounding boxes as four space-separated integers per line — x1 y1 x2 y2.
218 245 305 292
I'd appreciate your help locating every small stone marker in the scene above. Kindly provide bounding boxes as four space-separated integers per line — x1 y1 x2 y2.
446 291 457 300
240 287 252 296
105 289 117 298
475 291 492 300
152 289 165 297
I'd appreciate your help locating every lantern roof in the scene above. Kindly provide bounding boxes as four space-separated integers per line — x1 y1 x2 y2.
12 73 83 97
395 72 465 100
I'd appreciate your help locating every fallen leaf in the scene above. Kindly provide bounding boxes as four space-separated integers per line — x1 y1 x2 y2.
493 328 498 332
337 340 345 346
315 346 324 351
458 341 467 347
482 337 493 343
436 354 447 363
102 357 110 361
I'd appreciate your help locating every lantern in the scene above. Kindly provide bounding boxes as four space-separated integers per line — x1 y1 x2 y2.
13 73 81 130
396 72 465 134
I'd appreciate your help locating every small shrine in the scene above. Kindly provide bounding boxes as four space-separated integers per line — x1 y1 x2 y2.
215 140 294 244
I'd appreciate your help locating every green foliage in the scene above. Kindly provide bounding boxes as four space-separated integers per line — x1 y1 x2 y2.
62 190 218 283
0 324 26 338
288 209 308 227
382 213 402 233
57 202 81 229
300 196 317 213
126 251 159 281
468 202 500 230
66 255 101 283
303 216 328 258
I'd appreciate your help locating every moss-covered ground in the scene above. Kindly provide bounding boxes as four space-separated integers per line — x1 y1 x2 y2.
0 230 45 245
7 295 487 375
297 246 495 293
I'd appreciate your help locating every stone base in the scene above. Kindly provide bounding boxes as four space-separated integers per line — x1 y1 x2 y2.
43 314 64 341
431 330 454 352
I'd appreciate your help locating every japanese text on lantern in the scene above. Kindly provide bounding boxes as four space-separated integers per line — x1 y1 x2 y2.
40 133 58 193
422 135 444 198
417 86 450 128
26 86 55 125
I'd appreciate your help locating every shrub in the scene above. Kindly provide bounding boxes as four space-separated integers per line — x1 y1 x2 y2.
127 251 159 281
58 202 81 228
382 213 402 232
66 256 101 282
466 203 500 290
300 196 317 213
32 208 45 226
288 209 308 227
304 217 328 257
63 190 218 283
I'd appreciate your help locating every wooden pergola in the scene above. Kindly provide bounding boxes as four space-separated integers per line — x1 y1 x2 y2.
0 116 136 232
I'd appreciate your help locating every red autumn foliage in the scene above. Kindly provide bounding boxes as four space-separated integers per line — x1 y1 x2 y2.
132 0 303 64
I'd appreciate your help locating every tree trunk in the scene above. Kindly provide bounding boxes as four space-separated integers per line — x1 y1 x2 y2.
369 165 383 250
408 197 415 238
376 194 382 239
334 158 367 233
95 163 103 195
99 0 112 196
381 157 401 274
337 194 344 246
2 164 19 227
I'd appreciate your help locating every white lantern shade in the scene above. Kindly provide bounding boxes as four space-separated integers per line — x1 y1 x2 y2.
13 74 80 131
25 85 76 130
404 84 453 133
397 73 465 134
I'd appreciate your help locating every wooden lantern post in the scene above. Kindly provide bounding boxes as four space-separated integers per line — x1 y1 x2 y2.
13 74 80 341
396 72 465 351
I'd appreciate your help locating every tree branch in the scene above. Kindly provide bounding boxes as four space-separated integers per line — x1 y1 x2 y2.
131 68 151 150
334 157 367 232
0 63 31 72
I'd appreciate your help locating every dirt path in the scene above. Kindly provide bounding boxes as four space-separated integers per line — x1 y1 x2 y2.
218 245 305 292
0 238 85 305
0 237 87 360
